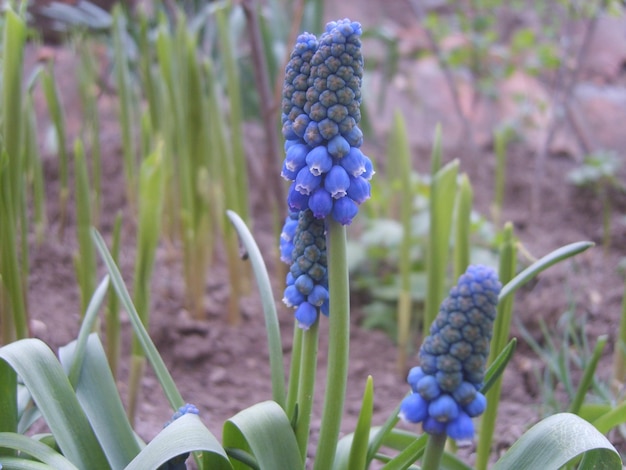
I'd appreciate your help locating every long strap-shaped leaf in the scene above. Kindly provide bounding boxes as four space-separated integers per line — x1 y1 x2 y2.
0 433 78 469
223 401 303 470
125 414 231 470
226 211 285 408
59 334 142 469
0 339 110 468
492 412 622 470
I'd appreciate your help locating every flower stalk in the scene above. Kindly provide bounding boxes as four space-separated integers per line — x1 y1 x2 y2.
313 220 350 469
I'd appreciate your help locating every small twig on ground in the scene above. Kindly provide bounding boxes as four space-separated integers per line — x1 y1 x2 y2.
242 0 285 207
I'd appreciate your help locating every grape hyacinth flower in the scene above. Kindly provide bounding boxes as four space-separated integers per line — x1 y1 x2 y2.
399 265 501 442
281 209 329 329
158 404 200 470
281 19 374 225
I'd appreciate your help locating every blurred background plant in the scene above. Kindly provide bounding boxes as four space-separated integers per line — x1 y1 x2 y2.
567 151 625 252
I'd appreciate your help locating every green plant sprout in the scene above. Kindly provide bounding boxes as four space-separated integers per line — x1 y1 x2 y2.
567 151 624 252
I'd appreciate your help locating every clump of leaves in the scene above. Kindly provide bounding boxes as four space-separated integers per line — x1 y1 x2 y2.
567 151 625 251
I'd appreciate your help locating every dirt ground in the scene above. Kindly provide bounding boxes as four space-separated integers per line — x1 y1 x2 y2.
17 2 626 467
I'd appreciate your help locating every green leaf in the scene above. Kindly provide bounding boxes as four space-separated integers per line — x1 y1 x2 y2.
348 376 374 470
499 241 594 302
0 433 77 469
126 414 231 470
492 413 622 470
58 334 142 468
0 339 110 469
226 211 285 408
91 228 185 410
223 401 302 470
481 338 517 395
592 400 626 434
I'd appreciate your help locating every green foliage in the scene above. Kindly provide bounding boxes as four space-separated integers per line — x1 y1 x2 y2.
517 299 626 438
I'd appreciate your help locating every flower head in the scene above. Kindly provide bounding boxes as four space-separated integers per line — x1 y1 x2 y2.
282 209 329 329
158 404 200 469
399 265 501 442
281 19 373 225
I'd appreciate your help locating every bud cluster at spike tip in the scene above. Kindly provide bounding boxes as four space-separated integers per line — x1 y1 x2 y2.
399 265 501 442
281 19 374 226
281 209 329 329
158 404 200 470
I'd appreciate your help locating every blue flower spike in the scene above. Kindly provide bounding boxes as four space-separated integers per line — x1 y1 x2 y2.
158 404 200 470
281 19 374 226
281 209 329 329
399 265 501 443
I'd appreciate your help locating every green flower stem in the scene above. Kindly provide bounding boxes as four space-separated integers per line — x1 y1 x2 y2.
421 433 447 470
313 221 349 470
295 320 319 461
286 327 303 420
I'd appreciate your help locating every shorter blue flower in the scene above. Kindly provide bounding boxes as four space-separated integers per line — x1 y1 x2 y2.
398 265 501 442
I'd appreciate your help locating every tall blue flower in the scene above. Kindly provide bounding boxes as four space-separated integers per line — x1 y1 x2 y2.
281 19 374 226
399 265 501 442
158 404 200 470
281 209 329 329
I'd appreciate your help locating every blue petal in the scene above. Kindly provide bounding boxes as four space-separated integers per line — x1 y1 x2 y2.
339 147 366 176
295 302 318 329
285 143 310 173
295 274 314 295
416 375 441 401
428 394 460 423
423 416 446 435
308 188 333 218
463 392 487 417
327 134 350 158
307 285 329 306
324 165 351 198
446 412 475 442
321 298 330 316
305 147 333 176
331 196 358 225
283 285 305 308
347 176 370 203
288 183 309 211
407 366 425 391
281 162 298 181
362 155 375 180
399 393 428 424
295 167 322 195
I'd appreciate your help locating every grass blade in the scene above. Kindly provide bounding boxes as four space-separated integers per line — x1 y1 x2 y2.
568 335 608 415
423 158 459 330
498 241 594 302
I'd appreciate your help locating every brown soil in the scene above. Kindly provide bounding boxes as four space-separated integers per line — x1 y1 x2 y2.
15 4 626 468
